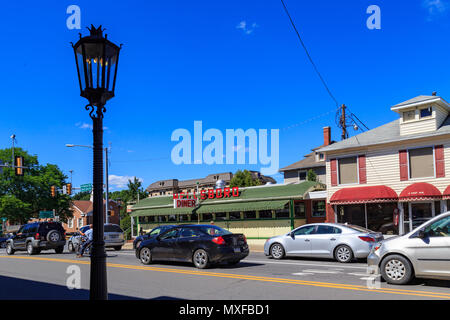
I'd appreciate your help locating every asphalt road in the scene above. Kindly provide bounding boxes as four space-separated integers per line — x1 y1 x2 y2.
0 247 449 300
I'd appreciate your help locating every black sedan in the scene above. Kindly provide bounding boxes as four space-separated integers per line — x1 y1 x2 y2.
133 225 177 250
136 224 249 269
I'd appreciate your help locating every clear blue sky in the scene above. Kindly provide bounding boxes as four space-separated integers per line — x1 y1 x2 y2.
1 0 449 191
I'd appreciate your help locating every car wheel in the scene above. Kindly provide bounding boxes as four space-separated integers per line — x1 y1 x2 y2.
193 249 210 269
140 247 152 265
270 243 285 260
380 255 414 285
334 245 353 263
27 242 36 255
114 246 122 251
68 242 74 252
47 230 61 243
55 246 64 254
6 243 15 255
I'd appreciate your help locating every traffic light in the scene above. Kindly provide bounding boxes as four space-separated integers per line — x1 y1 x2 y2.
14 156 24 176
51 186 56 197
66 183 72 195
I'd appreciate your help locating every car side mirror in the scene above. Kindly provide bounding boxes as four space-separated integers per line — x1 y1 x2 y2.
290 232 295 239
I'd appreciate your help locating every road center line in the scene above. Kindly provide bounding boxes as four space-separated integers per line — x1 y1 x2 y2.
243 259 367 269
1 255 450 299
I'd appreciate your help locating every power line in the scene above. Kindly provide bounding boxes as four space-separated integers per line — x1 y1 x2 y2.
280 0 339 108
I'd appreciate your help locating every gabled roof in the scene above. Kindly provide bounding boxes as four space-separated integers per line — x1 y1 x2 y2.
391 95 450 112
279 152 325 172
319 115 450 153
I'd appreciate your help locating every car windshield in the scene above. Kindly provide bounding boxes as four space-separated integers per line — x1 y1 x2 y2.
198 225 231 236
104 225 123 233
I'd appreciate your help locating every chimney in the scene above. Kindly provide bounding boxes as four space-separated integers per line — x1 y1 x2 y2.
432 91 437 96
323 126 331 146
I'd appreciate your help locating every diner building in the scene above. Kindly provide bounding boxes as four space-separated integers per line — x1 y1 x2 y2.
130 181 326 245
319 93 450 235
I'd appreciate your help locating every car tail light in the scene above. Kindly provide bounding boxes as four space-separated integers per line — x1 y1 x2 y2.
359 236 375 242
212 236 225 245
35 233 40 240
243 235 247 243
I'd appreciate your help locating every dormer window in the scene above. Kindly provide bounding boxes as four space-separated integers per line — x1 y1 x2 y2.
403 110 415 122
319 153 324 160
420 107 432 118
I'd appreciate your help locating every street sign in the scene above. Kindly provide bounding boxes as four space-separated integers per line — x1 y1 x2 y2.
39 211 54 219
81 183 92 192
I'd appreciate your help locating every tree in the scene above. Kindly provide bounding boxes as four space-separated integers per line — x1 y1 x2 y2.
0 148 72 224
307 169 317 182
230 170 262 188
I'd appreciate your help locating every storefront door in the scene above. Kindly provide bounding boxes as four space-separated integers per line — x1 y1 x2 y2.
407 202 434 232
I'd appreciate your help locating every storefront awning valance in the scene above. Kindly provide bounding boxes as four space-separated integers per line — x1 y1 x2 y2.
399 182 442 202
330 186 398 205
443 186 450 200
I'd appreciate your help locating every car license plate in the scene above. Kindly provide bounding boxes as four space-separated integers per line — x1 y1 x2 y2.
233 247 241 253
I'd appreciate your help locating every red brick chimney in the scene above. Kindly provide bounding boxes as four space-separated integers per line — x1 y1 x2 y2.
323 126 331 146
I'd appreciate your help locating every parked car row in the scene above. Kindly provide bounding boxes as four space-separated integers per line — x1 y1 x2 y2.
134 213 450 285
4 221 124 255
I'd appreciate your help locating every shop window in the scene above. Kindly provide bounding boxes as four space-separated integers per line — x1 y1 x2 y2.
338 157 358 184
420 107 432 118
312 201 326 217
147 216 156 223
243 211 256 219
229 212 241 220
435 201 441 216
156 215 167 223
201 213 213 221
191 212 198 222
138 216 145 224
337 204 365 228
215 212 227 220
294 202 306 218
259 210 273 219
179 214 189 222
168 214 177 222
366 203 398 235
275 206 290 218
409 147 434 178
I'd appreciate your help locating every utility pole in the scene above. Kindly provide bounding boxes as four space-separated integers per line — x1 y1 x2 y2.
340 104 348 140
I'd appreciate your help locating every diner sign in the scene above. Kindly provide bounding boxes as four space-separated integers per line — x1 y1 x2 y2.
173 187 240 208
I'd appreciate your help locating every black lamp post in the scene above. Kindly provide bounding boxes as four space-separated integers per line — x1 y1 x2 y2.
72 25 122 300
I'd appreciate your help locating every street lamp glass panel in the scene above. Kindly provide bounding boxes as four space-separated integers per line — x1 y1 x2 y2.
72 26 121 105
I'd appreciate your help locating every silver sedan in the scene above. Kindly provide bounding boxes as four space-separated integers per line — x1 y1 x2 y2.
264 223 383 263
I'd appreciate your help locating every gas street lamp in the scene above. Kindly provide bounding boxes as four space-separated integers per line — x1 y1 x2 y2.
71 25 122 300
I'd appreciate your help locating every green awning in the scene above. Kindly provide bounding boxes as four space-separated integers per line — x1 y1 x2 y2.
130 180 324 217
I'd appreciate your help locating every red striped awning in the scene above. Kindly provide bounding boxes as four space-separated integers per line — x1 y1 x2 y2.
330 186 398 205
442 185 450 200
399 182 442 202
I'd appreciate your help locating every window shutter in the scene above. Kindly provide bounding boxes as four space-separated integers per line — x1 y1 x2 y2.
358 155 367 184
399 150 408 181
330 159 337 186
435 145 445 178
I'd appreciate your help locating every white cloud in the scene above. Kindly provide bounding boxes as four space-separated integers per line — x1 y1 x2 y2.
423 0 447 18
236 20 258 35
108 175 144 189
76 122 93 130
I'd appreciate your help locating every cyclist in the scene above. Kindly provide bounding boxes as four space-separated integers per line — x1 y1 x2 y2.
77 224 93 258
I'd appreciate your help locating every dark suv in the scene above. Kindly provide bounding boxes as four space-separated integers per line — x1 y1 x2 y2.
6 221 66 255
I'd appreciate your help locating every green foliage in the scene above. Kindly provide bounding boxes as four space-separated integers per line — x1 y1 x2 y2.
0 148 72 224
72 191 91 201
230 170 262 188
307 169 317 182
